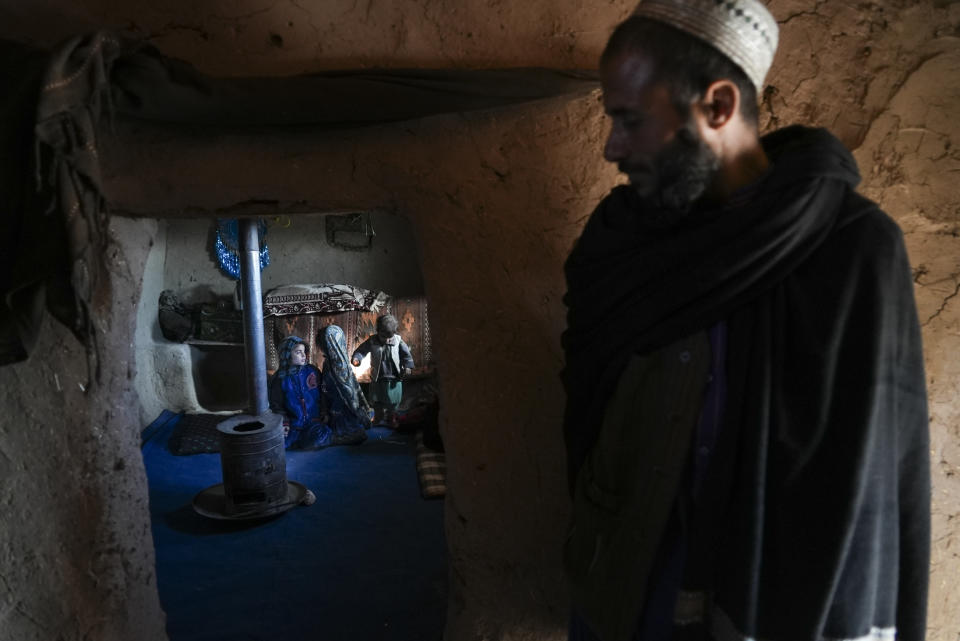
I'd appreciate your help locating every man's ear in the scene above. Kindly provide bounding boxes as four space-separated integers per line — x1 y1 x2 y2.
699 80 739 129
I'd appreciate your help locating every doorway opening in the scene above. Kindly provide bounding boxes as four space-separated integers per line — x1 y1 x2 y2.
135 210 447 641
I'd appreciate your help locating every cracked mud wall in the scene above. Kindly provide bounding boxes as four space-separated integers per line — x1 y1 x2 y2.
0 217 167 641
0 1 958 641
761 3 960 639
852 49 960 641
2 0 636 75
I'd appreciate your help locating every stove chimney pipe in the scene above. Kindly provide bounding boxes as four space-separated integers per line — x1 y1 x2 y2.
238 218 269 416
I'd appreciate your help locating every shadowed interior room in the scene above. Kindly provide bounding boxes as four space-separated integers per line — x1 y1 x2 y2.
1 1 959 641
138 212 448 640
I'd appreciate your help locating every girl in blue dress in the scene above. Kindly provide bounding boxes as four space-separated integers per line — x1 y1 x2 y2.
267 335 338 449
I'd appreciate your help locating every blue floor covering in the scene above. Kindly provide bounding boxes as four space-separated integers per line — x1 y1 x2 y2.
141 413 447 641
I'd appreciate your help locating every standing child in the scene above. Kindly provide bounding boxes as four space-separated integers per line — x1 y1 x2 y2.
352 313 414 428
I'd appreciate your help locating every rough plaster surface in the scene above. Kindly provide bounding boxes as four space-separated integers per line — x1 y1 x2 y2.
132 218 180 427
853 49 960 641
162 212 423 302
0 218 166 641
0 0 635 75
759 4 960 639
1 1 958 641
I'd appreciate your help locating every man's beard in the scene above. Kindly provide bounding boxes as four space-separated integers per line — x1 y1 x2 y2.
626 124 720 228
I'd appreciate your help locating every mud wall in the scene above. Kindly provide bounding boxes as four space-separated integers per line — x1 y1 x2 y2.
161 213 424 303
0 1 957 641
762 3 960 635
0 217 167 641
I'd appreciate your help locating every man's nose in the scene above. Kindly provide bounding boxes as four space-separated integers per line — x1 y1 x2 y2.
603 126 625 163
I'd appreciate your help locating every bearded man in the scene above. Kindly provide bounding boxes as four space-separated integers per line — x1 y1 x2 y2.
561 2 931 641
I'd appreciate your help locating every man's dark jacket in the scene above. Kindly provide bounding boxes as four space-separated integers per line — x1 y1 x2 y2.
562 126 930 641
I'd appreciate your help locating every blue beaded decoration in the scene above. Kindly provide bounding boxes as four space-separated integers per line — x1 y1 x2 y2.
215 218 271 280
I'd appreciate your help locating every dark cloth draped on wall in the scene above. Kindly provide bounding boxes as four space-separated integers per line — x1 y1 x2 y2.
385 296 433 377
562 127 929 640
108 49 598 129
0 29 598 367
0 33 128 370
0 40 48 364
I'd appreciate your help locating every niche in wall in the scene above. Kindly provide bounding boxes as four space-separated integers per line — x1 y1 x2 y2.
325 212 376 251
191 343 247 411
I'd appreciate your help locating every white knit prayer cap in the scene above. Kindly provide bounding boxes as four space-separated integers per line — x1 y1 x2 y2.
632 0 779 91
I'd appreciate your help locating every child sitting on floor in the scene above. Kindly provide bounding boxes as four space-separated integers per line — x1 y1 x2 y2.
268 335 334 449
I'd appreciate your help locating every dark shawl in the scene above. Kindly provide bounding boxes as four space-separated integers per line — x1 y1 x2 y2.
0 33 127 372
319 324 372 429
562 126 929 640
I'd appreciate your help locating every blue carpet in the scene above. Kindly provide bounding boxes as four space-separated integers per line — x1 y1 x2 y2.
142 413 447 641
